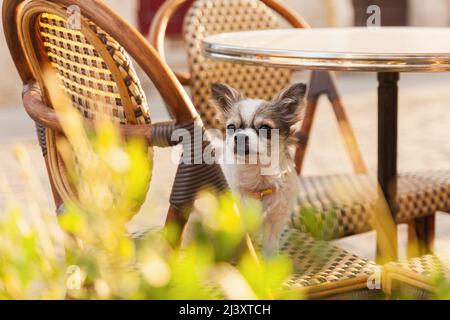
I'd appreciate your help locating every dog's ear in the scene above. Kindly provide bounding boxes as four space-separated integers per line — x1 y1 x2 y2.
272 83 307 126
210 83 243 115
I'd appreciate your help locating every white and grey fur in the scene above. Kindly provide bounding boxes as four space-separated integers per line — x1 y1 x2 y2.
211 82 306 255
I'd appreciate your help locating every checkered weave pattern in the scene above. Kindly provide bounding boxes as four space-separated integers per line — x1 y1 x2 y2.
183 0 292 130
396 170 450 222
291 171 450 240
386 255 450 280
211 227 378 298
280 228 377 288
39 13 150 125
35 12 152 211
383 254 450 298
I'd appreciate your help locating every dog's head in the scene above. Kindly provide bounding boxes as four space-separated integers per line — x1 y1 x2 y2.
211 83 306 162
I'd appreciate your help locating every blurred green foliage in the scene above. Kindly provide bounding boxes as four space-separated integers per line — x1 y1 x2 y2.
0 111 296 300
0 100 448 300
299 207 338 240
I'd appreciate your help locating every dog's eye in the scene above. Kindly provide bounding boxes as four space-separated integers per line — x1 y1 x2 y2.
227 124 236 131
258 125 272 138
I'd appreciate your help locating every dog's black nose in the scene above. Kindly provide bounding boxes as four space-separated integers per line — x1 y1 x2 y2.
234 133 250 155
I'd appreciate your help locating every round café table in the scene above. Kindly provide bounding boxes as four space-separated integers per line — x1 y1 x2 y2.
203 27 450 259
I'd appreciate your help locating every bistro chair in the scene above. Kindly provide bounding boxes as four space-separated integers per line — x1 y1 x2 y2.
3 0 387 299
3 0 228 237
149 0 450 258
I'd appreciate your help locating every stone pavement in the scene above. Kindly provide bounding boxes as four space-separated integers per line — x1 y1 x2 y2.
1 69 449 262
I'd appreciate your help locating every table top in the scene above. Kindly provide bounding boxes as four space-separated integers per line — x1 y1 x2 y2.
203 27 450 72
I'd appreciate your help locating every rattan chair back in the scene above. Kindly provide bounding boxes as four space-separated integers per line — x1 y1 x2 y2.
3 0 201 209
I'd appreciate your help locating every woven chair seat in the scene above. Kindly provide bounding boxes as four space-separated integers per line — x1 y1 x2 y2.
280 228 381 299
131 226 380 299
382 254 450 299
291 171 450 240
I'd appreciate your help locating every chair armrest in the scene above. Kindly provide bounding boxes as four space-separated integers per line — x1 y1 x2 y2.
22 83 153 143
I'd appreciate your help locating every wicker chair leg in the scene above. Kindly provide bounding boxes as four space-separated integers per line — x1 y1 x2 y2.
330 98 367 174
295 71 367 175
165 204 189 247
295 98 318 175
407 214 435 258
44 155 64 210
36 123 64 210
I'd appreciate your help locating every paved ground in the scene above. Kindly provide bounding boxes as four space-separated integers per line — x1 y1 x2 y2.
1 51 449 262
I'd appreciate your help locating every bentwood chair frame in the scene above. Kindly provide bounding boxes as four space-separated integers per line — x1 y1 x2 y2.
3 0 389 299
3 0 228 238
149 0 450 260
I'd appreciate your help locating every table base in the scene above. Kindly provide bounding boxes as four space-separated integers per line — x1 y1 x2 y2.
377 72 399 262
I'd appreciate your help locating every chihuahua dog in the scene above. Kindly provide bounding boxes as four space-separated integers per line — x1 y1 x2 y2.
211 82 306 255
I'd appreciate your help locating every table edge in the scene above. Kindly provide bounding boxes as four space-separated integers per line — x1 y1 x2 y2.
203 41 450 72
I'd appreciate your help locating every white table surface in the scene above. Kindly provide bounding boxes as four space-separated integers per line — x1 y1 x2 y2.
203 27 450 72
